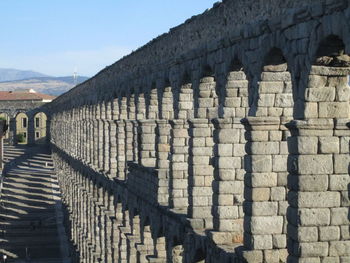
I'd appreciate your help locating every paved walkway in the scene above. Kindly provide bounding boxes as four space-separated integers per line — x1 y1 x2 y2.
0 145 71 263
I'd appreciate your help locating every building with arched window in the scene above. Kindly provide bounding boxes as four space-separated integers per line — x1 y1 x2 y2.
0 89 54 145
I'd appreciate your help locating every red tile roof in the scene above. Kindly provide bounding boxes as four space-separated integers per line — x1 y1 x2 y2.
0 90 55 101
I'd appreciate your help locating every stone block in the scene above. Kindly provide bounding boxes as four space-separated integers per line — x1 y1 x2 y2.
273 155 287 172
249 216 283 234
275 94 294 107
213 206 239 219
246 155 272 172
217 156 241 169
225 97 241 107
217 144 233 156
257 94 275 107
242 250 263 263
322 257 340 263
214 181 243 194
319 102 349 118
246 201 278 216
304 102 319 118
258 81 284 93
288 136 318 154
329 241 350 256
336 85 350 101
329 174 349 191
272 234 287 249
233 144 246 156
334 154 350 174
289 175 328 192
218 129 240 143
192 147 212 156
308 75 327 89
271 187 286 201
249 172 278 187
261 72 291 81
341 191 350 206
249 187 270 201
297 155 333 175
305 87 336 102
192 156 210 165
249 130 269 141
252 234 272 250
269 130 282 141
340 137 350 154
331 208 349 225
288 225 318 242
288 208 330 226
277 172 288 186
341 225 350 240
294 192 340 208
299 242 329 257
319 226 340 241
319 137 339 154
248 141 280 155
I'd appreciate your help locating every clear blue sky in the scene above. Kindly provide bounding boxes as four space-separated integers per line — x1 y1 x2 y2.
0 0 218 77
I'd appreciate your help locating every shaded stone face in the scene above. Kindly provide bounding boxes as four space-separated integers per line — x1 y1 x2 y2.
45 1 350 262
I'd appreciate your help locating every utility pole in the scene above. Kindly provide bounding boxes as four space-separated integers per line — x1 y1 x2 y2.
73 67 78 86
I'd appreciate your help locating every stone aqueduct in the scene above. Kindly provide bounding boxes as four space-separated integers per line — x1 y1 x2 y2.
45 0 350 262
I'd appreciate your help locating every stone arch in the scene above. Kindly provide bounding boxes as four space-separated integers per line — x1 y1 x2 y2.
33 111 48 144
303 34 350 119
15 112 29 145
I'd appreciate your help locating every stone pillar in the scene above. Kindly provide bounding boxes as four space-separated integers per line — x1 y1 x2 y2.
197 76 218 119
125 120 134 163
156 120 171 206
109 121 117 177
116 120 126 180
242 117 286 262
138 120 157 168
286 118 350 262
93 105 99 168
161 86 174 120
187 119 214 230
132 120 139 164
0 121 4 170
210 118 245 246
169 119 189 211
9 117 16 145
27 114 35 145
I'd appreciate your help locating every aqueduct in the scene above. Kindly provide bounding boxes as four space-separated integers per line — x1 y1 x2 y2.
44 0 350 262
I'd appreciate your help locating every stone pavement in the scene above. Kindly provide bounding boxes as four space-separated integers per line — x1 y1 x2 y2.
0 145 71 263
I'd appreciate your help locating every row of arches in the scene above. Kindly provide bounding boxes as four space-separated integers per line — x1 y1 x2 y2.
49 33 350 262
0 111 48 145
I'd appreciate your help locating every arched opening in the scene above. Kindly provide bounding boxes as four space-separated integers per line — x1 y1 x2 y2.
15 112 28 145
33 112 47 144
305 35 350 119
0 112 10 141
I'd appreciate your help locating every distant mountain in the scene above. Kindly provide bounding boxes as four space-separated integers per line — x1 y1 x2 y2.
0 68 89 96
0 68 49 82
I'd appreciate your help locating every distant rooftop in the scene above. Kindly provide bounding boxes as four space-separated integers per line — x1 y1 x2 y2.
0 89 55 102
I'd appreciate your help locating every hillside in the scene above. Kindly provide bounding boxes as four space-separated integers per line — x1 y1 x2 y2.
0 68 89 96
0 68 49 82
